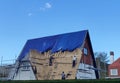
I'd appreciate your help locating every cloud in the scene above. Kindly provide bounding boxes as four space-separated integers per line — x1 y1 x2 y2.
45 3 52 9
28 13 32 16
40 2 52 11
27 2 52 16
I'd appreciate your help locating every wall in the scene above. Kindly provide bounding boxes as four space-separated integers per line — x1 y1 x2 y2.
29 48 82 80
80 37 93 65
13 62 36 80
77 36 96 79
108 66 120 77
76 63 96 79
108 58 120 77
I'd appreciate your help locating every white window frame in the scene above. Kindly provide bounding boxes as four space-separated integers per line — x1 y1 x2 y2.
84 48 88 55
110 69 118 76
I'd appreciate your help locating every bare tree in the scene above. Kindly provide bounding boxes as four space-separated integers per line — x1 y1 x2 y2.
94 52 109 79
95 52 109 64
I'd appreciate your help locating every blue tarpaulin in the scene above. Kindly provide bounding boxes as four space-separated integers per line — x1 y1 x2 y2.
18 30 88 61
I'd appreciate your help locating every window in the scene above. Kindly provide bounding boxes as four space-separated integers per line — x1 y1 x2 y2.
21 62 30 71
84 48 88 55
110 69 118 75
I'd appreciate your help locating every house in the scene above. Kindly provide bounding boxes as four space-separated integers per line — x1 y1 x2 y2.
9 30 99 80
108 57 120 78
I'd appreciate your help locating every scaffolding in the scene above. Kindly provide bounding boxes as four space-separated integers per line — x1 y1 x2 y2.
0 56 16 80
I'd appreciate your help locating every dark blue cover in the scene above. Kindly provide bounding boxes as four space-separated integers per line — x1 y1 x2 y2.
18 30 88 61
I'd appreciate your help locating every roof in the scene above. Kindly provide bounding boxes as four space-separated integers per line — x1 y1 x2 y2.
18 30 88 61
109 57 120 68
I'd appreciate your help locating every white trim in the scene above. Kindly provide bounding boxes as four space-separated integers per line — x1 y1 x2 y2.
110 69 118 76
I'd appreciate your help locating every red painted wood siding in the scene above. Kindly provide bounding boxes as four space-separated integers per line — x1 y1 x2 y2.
80 37 93 65
108 58 120 77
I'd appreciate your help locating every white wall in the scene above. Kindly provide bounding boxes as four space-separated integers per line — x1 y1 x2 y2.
110 55 114 64
13 62 36 80
76 63 96 79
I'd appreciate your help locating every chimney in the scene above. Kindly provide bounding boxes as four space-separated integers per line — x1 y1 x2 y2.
110 51 114 64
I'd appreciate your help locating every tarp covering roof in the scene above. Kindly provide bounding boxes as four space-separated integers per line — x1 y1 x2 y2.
18 30 88 61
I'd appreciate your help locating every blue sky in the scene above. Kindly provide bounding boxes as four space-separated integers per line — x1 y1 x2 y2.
0 0 120 64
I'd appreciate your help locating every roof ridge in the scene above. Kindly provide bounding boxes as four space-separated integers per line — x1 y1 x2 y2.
28 30 88 41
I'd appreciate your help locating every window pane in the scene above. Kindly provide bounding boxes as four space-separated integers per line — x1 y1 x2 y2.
110 69 118 75
84 48 88 55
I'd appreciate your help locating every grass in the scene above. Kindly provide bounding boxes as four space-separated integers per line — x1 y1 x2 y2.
0 79 120 83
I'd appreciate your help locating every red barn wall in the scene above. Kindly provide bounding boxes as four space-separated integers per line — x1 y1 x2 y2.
108 66 120 77
80 37 93 65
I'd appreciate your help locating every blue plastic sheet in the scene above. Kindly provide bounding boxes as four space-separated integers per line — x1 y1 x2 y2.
18 30 88 61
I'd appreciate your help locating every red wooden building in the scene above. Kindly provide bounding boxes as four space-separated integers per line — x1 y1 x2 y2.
108 57 120 78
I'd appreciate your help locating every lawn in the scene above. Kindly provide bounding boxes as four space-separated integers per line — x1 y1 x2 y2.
0 79 120 83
